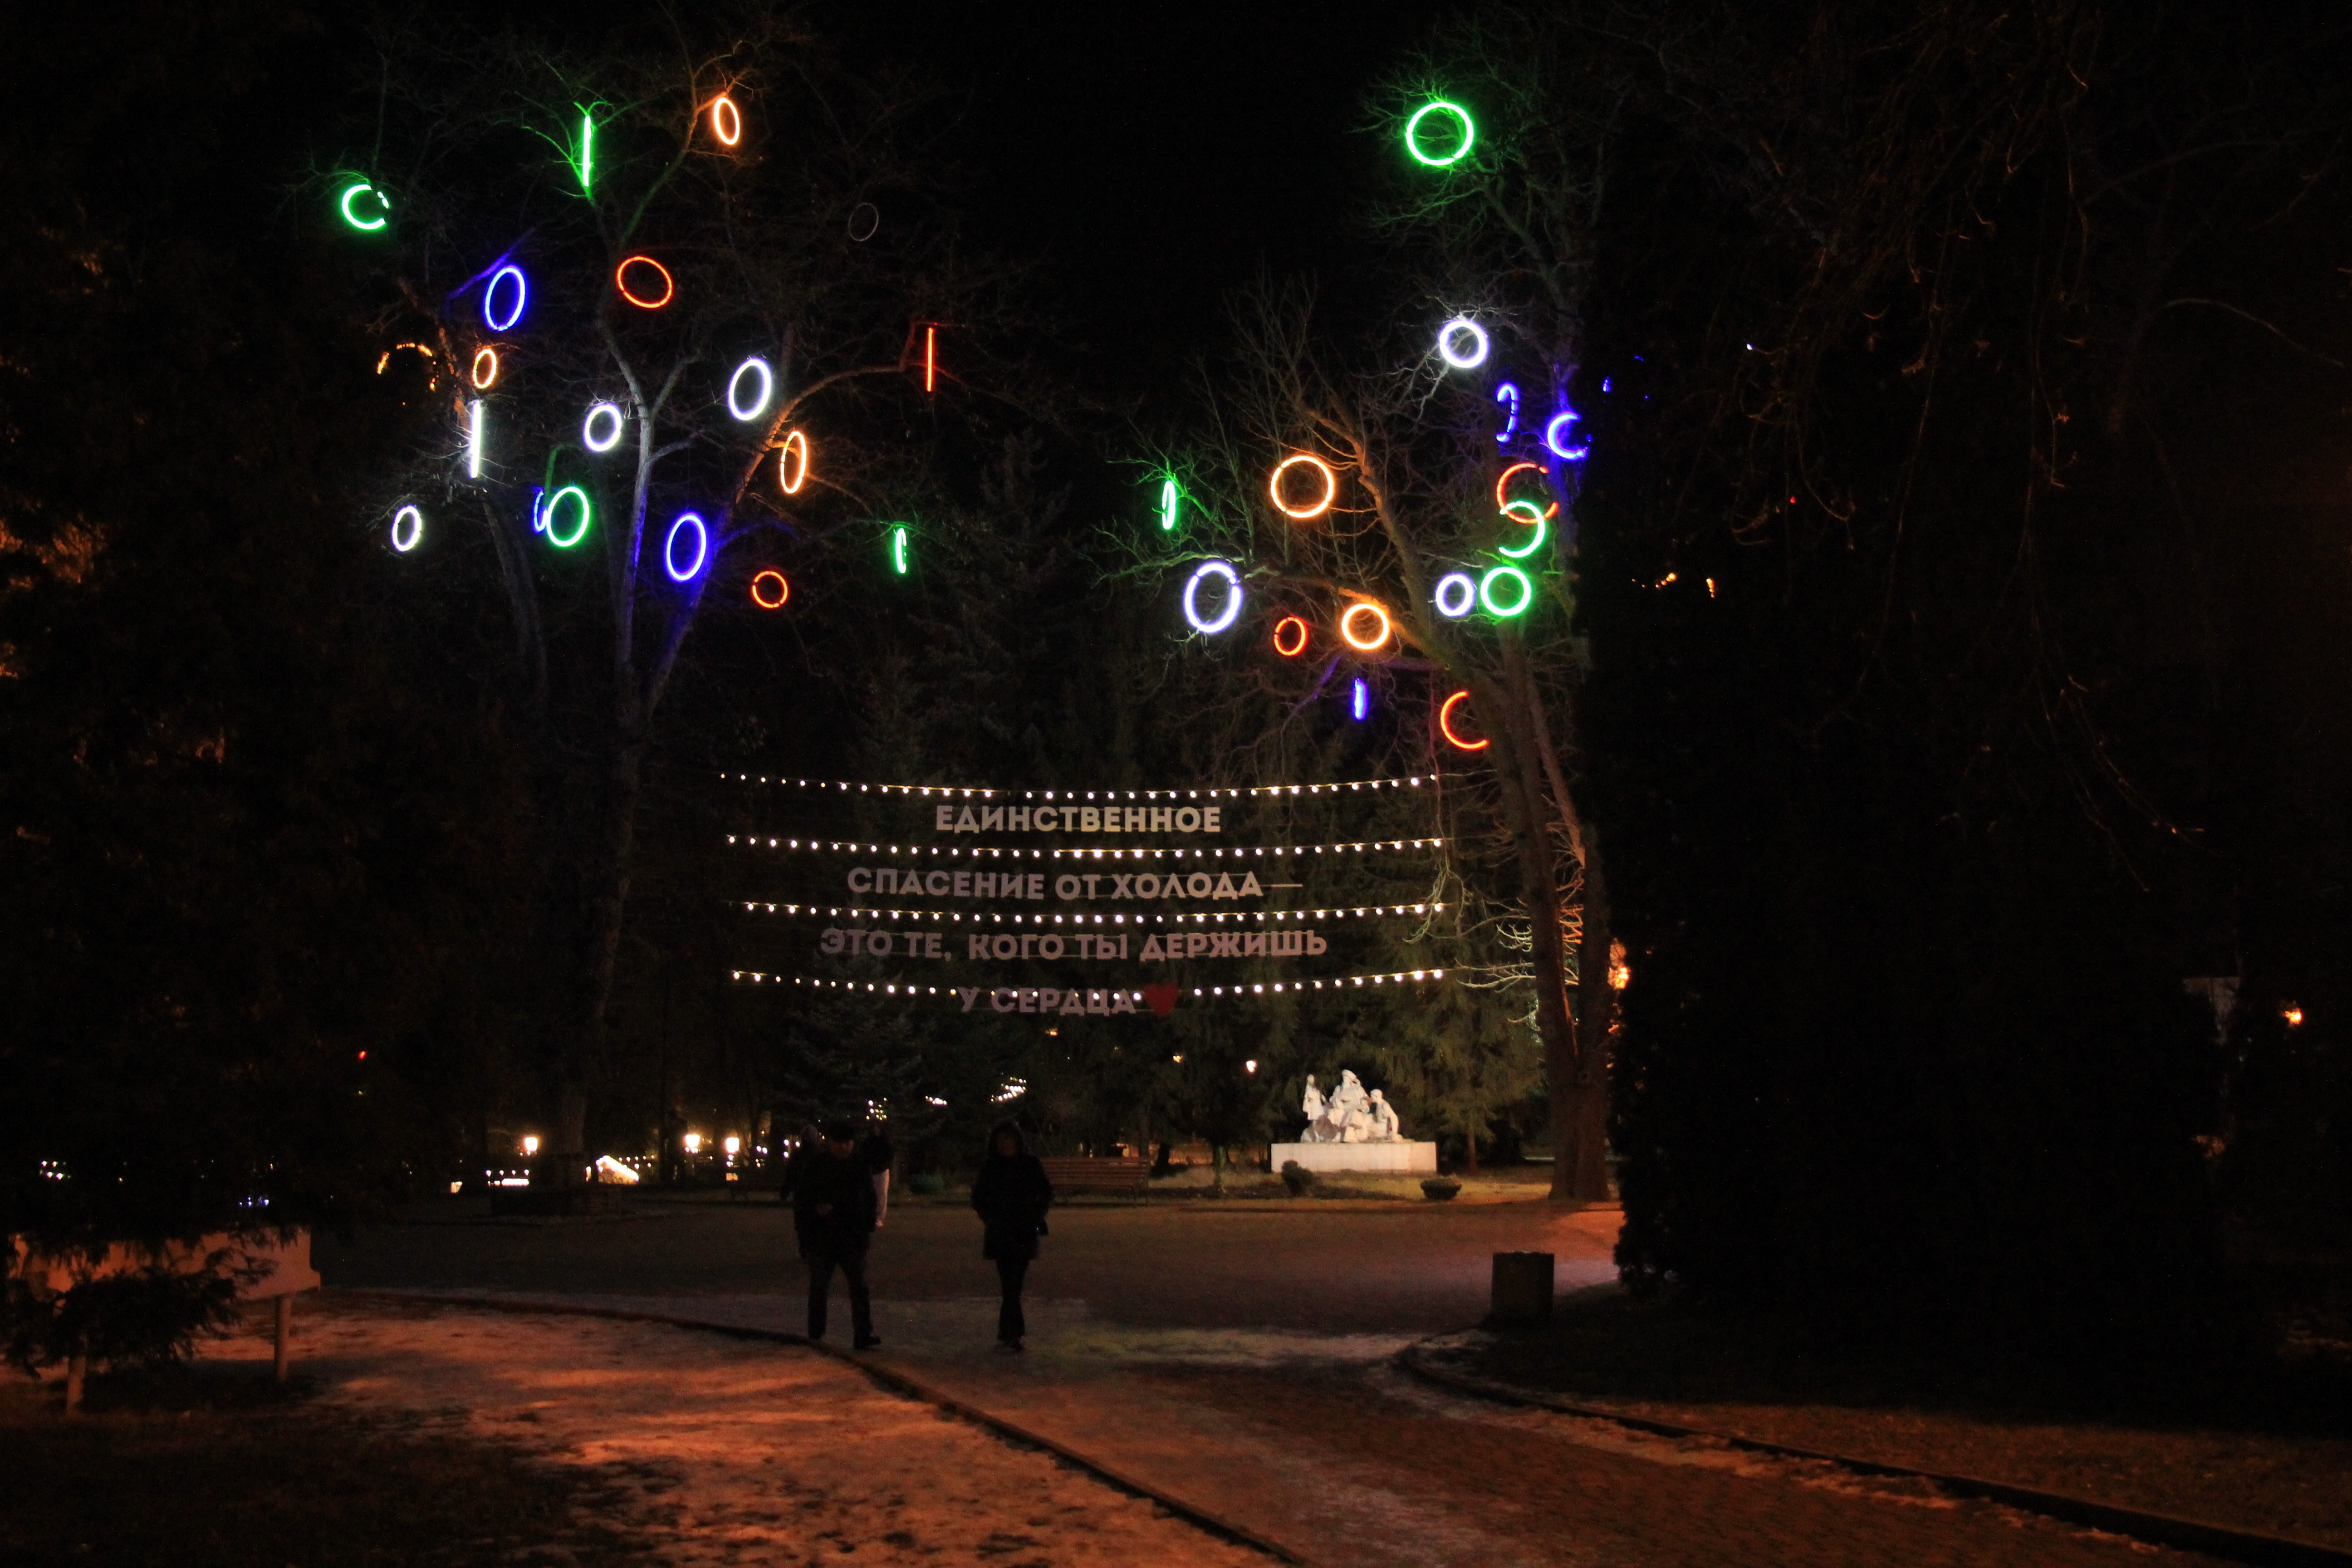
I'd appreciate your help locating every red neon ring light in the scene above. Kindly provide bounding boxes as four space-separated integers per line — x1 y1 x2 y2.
1439 690 1490 751
709 94 742 147
1494 460 1559 519
777 430 809 495
1339 601 1392 652
616 255 675 310
470 346 499 389
1269 454 1337 519
1272 615 1310 657
750 569 789 609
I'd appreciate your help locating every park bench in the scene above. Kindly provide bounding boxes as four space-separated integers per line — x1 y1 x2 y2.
1039 1156 1150 1198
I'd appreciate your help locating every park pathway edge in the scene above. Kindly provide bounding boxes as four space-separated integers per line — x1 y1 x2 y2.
332 1288 1310 1565
1396 1336 2352 1568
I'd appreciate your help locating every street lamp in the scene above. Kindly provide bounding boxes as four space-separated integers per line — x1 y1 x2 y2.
683 1132 703 1155
521 1135 540 1156
723 1135 742 1157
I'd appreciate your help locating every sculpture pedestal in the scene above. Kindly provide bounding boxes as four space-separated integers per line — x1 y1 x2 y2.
1271 1140 1437 1175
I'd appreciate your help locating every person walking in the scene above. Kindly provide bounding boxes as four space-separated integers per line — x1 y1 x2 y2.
794 1117 880 1349
970 1120 1052 1351
862 1119 895 1229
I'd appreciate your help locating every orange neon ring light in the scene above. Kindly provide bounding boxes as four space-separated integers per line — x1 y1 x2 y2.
615 255 675 310
1339 601 1393 652
709 94 743 147
749 569 789 610
470 346 500 389
1269 454 1337 519
1439 690 1490 751
777 430 810 495
1494 461 1559 519
1272 615 1310 657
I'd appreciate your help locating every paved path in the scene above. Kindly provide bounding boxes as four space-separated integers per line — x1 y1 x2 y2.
324 1200 2237 1566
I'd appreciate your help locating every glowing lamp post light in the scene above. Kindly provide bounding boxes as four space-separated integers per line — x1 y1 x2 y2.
521 1136 541 1156
726 356 774 421
582 402 625 453
723 1135 742 1157
338 181 390 231
1182 559 1243 634
1437 317 1490 369
1404 100 1475 167
390 505 425 554
482 265 527 333
1433 572 1477 619
682 1132 702 1155
1269 454 1337 520
663 512 709 583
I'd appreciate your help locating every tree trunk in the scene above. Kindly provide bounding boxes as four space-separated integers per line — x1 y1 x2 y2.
1562 824 1615 1201
1465 1127 1480 1175
553 735 647 1186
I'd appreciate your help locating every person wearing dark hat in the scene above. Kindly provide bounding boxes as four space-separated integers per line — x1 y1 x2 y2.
794 1117 880 1348
970 1120 1053 1351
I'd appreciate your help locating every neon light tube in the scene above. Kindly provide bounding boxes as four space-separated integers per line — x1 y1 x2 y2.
576 110 594 190
925 326 936 392
777 430 809 494
338 181 389 231
1269 454 1336 519
1545 410 1588 461
1351 679 1369 721
483 265 527 332
1404 101 1475 167
582 402 625 453
1494 460 1558 519
1497 501 1548 559
891 525 909 575
1439 690 1488 750
1479 564 1532 617
1182 559 1242 633
1494 382 1519 444
390 505 423 553
615 256 673 309
1159 476 1179 531
529 487 546 532
544 485 591 548
710 95 742 146
1433 572 1476 618
750 569 789 609
1271 615 1309 657
1339 601 1392 652
1437 318 1489 369
470 347 499 390
727 356 774 421
663 512 708 582
466 400 484 478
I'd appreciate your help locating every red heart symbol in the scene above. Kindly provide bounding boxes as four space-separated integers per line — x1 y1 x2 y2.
1142 983 1180 1019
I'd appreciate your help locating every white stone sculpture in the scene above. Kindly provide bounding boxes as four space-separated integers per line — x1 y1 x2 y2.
1298 1069 1403 1144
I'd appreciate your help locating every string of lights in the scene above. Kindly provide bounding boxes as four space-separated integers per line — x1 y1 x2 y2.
719 774 1432 799
727 969 1450 998
725 835 1446 859
737 901 1444 925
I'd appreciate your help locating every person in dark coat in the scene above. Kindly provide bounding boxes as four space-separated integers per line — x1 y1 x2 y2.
970 1120 1053 1350
794 1117 880 1348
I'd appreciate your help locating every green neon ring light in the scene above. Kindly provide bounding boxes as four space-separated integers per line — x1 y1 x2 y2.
544 485 592 549
338 181 390 231
1496 500 1548 559
1404 101 1475 167
890 524 909 574
1479 564 1533 617
1159 476 1180 531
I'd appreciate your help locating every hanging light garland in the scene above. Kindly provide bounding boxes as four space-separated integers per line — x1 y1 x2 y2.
726 834 1447 860
718 774 1433 799
742 901 1445 926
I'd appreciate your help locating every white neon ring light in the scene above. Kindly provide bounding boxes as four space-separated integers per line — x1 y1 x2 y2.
1433 572 1477 618
1437 318 1490 369
664 512 709 582
483 265 527 332
582 402 625 452
727 357 774 421
1183 559 1242 634
390 505 424 553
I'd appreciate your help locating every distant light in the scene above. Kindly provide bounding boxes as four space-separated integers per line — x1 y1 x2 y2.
449 1181 464 1195
723 1135 742 1156
2284 1004 2305 1027
1245 1060 1259 1073
521 1135 540 1156
683 1132 703 1154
